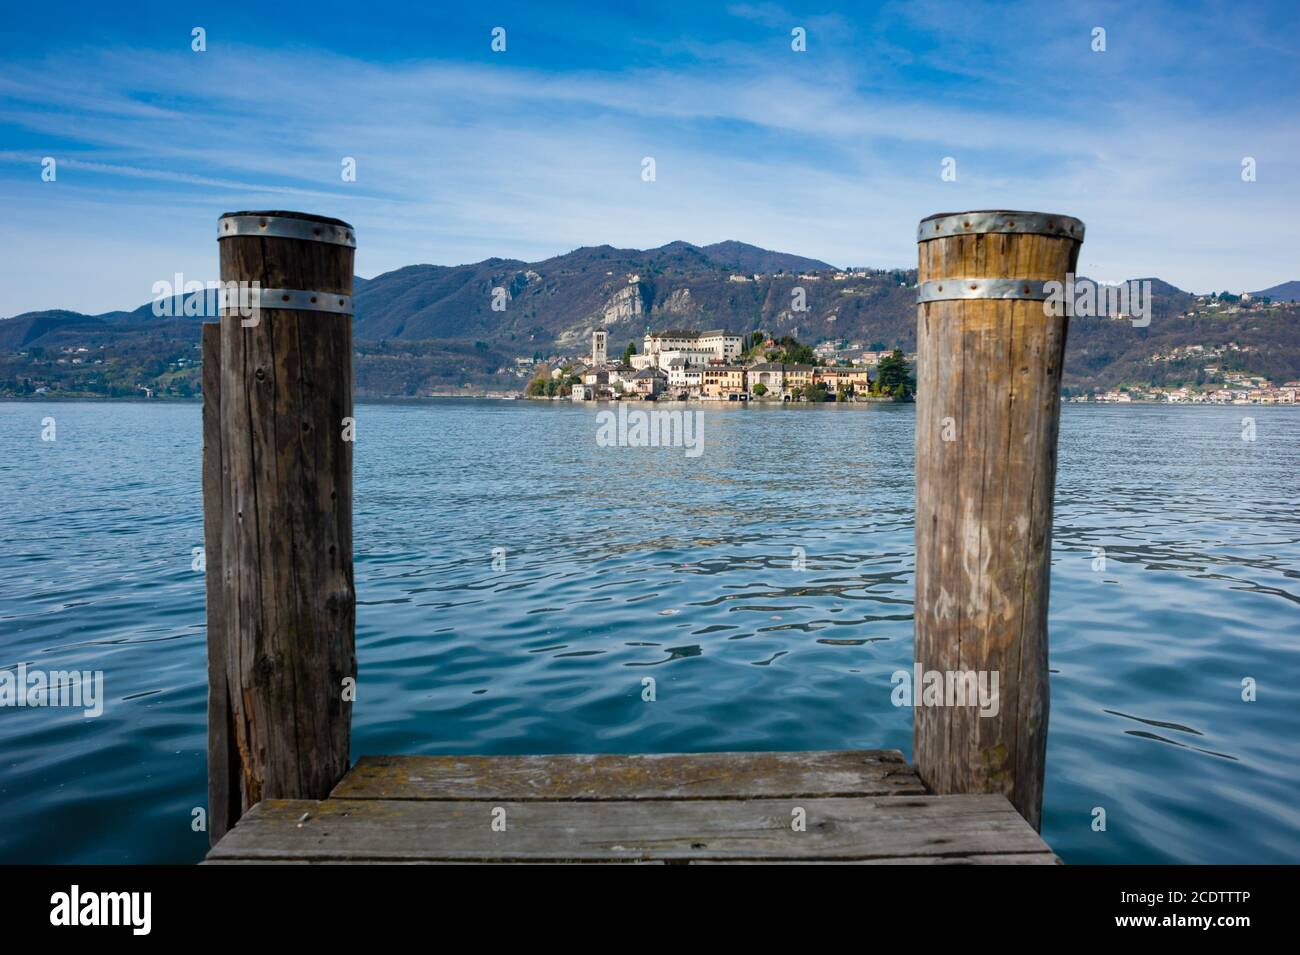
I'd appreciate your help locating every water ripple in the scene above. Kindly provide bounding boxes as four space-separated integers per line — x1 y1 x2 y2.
0 400 1297 864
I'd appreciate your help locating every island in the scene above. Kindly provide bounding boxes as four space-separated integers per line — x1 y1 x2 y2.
527 329 915 402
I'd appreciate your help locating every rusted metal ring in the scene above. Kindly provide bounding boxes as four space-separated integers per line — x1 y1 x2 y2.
917 212 1084 243
219 287 353 315
917 278 1053 303
218 215 356 247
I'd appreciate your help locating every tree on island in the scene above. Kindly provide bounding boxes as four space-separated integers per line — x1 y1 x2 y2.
740 330 768 361
752 382 768 397
528 373 579 398
526 365 578 397
875 349 914 400
622 341 637 365
765 335 816 366
799 382 833 402
525 368 550 396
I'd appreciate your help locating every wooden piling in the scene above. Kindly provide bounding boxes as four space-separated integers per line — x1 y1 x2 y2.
913 210 1083 830
214 210 357 822
201 322 237 845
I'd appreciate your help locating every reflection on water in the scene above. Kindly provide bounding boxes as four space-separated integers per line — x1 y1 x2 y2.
0 400 1297 863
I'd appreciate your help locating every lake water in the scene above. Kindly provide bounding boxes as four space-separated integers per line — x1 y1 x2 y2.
1 399 1297 864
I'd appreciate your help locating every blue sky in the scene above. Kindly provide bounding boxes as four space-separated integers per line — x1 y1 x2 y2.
1 0 1297 315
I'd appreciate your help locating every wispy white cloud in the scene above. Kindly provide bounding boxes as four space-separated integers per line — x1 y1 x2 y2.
0 2 1297 315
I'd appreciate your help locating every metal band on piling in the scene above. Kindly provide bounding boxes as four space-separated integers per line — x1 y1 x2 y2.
219 287 353 315
218 215 357 247
917 278 1053 303
917 211 1084 243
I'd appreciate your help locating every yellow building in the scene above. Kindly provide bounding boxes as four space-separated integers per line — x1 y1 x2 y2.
784 364 815 395
817 367 871 393
702 365 747 398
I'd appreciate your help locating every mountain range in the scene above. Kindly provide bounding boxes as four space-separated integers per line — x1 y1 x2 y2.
2 241 1298 397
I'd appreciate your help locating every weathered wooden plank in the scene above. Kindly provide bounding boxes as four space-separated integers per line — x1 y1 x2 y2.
207 794 1052 862
201 323 237 846
206 855 1056 864
203 859 669 865
692 853 1060 864
332 750 927 801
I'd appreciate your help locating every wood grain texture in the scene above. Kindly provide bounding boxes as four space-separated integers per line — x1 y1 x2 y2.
691 853 1060 865
206 854 1058 865
914 213 1081 831
206 793 1054 863
202 324 238 845
332 751 927 801
216 211 356 822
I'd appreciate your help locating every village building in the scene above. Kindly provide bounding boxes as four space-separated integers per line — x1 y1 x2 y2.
783 364 815 394
816 366 872 394
664 356 696 393
642 329 743 368
607 365 634 395
632 366 668 398
748 362 785 396
572 367 612 400
702 365 747 399
657 346 719 369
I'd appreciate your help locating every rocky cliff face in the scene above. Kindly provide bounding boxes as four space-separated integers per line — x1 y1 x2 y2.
602 281 647 326
655 287 696 318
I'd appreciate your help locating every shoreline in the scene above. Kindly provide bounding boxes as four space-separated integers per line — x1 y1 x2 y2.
3 393 1298 407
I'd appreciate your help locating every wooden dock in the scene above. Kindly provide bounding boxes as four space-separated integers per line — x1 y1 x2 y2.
205 750 1057 864
200 209 1083 864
